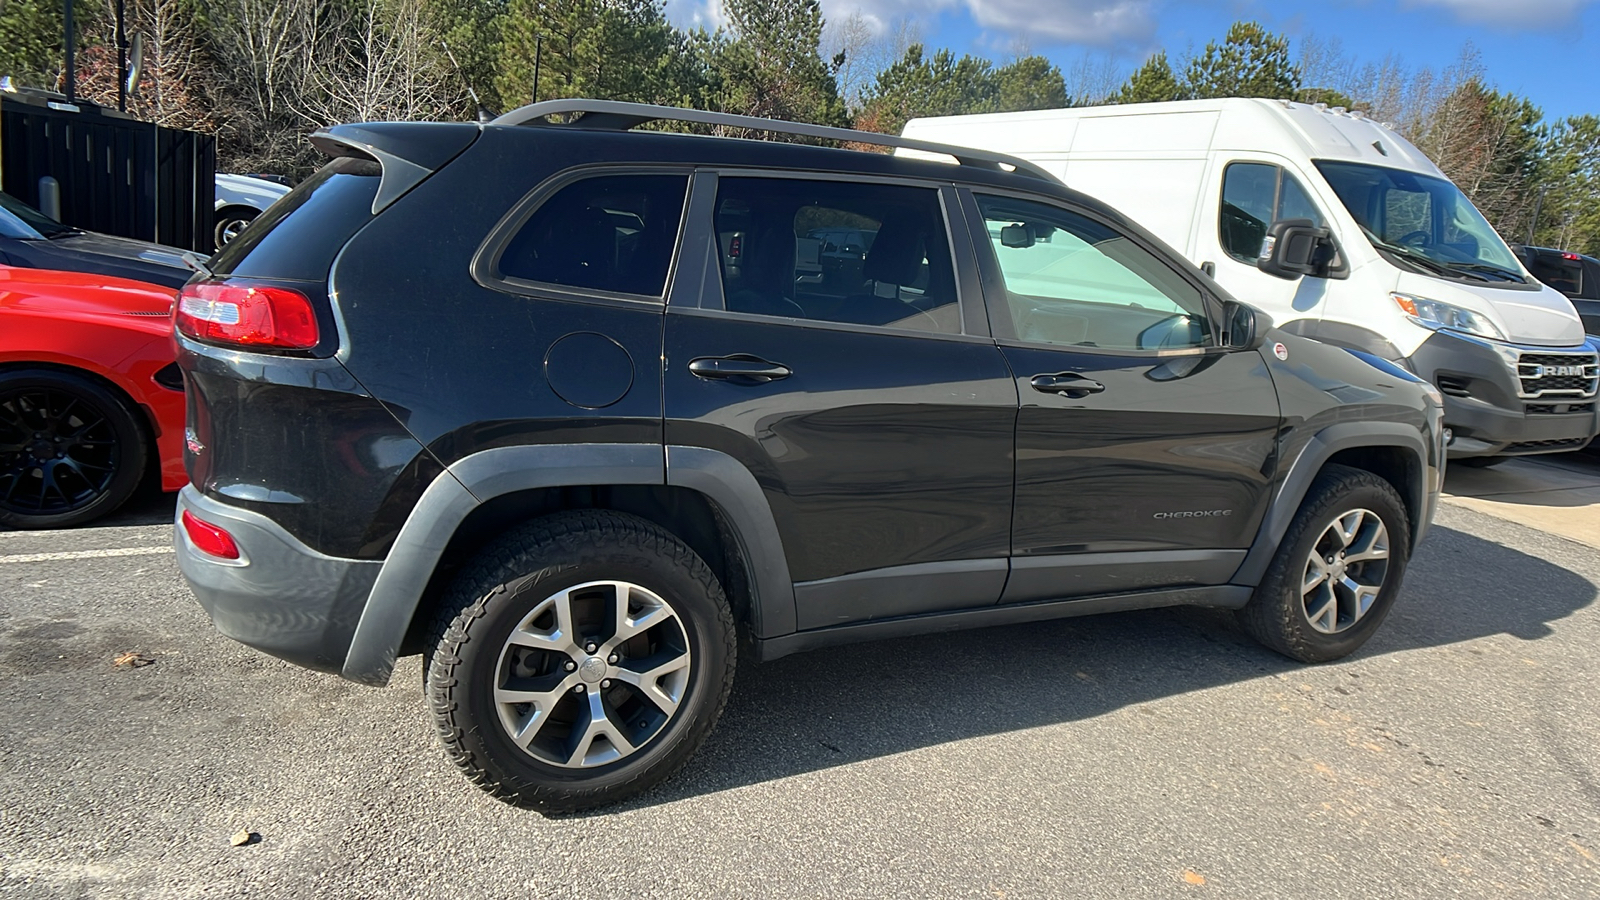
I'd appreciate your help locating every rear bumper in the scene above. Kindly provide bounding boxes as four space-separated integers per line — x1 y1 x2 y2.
174 486 380 674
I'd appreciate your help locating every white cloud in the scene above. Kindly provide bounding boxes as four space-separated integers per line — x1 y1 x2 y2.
665 0 1156 47
1403 0 1596 25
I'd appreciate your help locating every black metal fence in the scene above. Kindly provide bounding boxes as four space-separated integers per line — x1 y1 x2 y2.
0 94 214 252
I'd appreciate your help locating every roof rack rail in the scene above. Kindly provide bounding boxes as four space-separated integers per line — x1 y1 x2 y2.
491 98 1057 183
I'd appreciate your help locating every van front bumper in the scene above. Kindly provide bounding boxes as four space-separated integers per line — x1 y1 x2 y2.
1407 331 1600 458
174 486 381 674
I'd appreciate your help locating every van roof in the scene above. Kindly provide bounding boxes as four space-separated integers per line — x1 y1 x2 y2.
902 98 1442 176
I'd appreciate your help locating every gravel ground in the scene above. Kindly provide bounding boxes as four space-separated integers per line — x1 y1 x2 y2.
1 496 1597 899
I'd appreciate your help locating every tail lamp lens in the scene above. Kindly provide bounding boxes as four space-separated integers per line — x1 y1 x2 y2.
175 281 319 349
181 509 241 560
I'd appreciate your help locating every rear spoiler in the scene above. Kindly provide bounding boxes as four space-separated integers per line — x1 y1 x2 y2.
308 122 481 215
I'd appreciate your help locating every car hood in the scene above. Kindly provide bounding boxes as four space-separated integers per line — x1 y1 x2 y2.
3 231 193 290
1393 270 1585 347
0 265 177 336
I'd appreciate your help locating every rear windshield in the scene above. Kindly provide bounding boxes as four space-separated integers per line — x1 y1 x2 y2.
207 156 380 282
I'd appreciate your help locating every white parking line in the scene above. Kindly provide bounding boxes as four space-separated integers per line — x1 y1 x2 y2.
0 546 175 565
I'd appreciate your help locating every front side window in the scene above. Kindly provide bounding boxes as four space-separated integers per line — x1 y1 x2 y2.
1219 163 1326 263
712 177 961 335
498 173 689 297
1315 160 1526 285
977 194 1210 351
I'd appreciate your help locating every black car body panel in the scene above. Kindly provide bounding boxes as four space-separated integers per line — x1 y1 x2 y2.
173 113 1443 685
0 230 192 289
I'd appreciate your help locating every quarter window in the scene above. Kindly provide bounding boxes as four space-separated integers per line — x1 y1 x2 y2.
976 194 1210 351
1220 163 1326 263
712 177 961 335
498 173 689 297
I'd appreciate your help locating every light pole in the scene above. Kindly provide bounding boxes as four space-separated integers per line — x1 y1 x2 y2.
63 0 75 102
532 35 543 104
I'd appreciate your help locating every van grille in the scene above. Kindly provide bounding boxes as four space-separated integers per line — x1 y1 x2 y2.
1506 437 1592 453
1516 351 1599 399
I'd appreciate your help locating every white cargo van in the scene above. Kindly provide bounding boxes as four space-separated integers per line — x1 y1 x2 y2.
903 99 1599 461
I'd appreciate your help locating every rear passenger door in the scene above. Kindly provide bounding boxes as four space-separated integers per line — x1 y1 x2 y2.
664 173 1017 630
962 190 1281 603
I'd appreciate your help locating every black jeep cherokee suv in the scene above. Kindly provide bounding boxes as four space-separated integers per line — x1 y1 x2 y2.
173 100 1444 811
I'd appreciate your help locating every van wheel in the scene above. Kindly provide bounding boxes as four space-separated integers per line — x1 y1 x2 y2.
0 369 148 529
426 510 736 812
1236 464 1411 663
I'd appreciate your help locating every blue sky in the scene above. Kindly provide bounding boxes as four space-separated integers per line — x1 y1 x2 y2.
666 0 1599 123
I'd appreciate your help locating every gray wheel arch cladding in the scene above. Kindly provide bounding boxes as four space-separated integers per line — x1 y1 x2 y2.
1232 422 1431 588
339 443 796 686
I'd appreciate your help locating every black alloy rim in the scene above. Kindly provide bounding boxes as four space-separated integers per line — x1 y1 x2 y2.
0 387 121 516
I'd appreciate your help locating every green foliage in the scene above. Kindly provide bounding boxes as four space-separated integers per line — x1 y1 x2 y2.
1113 51 1185 104
1296 87 1355 108
707 0 846 127
496 0 689 109
1185 21 1300 100
0 0 99 90
856 46 1067 134
1531 114 1600 254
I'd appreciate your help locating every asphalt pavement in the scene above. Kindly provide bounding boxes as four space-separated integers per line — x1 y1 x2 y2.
2 467 1599 898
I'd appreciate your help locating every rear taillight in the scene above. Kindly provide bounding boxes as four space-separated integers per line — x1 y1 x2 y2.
181 509 241 560
175 281 319 349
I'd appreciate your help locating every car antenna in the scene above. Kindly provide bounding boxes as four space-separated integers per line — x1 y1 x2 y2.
439 40 496 123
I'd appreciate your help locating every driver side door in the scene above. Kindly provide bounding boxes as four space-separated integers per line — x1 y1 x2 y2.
961 190 1283 603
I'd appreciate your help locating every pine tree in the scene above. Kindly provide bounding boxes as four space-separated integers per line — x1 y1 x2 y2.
1185 21 1299 100
710 0 846 128
1113 51 1185 104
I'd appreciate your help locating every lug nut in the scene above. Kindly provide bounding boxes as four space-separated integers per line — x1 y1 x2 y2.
572 684 585 694
601 679 611 689
608 654 618 664
564 660 577 672
584 642 598 653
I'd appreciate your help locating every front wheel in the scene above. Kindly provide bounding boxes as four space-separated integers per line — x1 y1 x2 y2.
1236 464 1411 663
0 369 148 529
426 510 736 811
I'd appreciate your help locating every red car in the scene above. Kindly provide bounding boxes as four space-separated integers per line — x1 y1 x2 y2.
0 265 185 528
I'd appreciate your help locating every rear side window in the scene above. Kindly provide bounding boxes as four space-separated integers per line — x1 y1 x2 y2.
1529 257 1583 297
496 174 689 298
1219 163 1326 263
712 177 961 335
208 156 380 281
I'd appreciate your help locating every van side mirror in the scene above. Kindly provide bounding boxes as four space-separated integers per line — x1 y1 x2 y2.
1221 299 1268 350
1258 218 1332 280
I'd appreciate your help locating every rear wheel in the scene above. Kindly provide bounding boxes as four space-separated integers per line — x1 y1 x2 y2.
213 206 258 249
426 510 736 811
1236 464 1411 663
0 369 148 529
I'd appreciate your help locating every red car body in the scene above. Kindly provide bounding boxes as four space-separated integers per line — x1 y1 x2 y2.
0 265 186 493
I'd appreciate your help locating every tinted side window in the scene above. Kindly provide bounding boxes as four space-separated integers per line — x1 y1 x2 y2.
978 194 1210 351
499 174 688 297
713 177 960 335
1529 257 1582 297
1220 164 1327 263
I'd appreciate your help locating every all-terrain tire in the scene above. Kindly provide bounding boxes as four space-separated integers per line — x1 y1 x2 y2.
425 510 736 812
1236 464 1411 663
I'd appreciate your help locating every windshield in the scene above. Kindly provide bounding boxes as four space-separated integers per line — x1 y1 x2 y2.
1314 161 1526 284
0 191 74 239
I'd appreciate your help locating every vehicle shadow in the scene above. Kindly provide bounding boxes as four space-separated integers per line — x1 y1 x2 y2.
616 523 1594 811
1442 453 1600 509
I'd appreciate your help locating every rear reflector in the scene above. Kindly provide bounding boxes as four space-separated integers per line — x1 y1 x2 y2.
175 281 319 349
182 509 241 560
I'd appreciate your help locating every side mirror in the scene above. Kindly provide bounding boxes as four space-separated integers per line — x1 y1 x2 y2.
1221 299 1269 350
1258 218 1332 280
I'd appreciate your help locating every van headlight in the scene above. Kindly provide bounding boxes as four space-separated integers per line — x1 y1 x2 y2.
1392 292 1506 341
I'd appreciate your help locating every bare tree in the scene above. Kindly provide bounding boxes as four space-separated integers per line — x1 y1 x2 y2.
823 10 919 111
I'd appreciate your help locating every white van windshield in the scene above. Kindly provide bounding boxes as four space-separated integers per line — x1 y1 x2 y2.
1314 161 1526 285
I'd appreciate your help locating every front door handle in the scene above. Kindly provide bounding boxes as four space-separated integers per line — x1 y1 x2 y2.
688 355 792 384
1031 373 1105 398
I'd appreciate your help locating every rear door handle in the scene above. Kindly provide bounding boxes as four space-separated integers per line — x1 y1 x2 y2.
1031 373 1105 398
688 355 792 383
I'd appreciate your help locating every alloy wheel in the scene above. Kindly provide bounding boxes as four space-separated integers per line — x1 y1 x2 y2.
493 580 692 768
0 387 122 517
1301 508 1390 634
